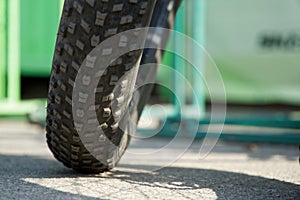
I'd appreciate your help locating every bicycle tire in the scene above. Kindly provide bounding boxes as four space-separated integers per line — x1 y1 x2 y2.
46 0 182 173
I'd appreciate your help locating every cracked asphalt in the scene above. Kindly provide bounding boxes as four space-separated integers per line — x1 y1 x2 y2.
0 120 299 199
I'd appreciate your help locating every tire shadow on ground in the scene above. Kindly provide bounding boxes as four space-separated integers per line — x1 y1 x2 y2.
0 154 299 199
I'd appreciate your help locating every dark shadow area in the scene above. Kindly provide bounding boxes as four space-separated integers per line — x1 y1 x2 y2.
0 154 299 199
21 77 49 99
0 154 99 200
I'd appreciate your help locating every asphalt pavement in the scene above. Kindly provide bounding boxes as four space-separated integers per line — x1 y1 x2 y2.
0 120 299 199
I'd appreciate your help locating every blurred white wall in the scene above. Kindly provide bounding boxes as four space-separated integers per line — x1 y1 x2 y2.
205 0 300 104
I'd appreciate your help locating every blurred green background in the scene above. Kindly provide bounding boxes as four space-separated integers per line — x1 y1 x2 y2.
159 0 300 105
20 0 62 76
0 0 300 105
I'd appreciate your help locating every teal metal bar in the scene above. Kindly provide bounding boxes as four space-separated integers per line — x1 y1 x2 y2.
173 1 187 114
191 0 206 114
196 131 300 144
138 113 300 144
7 0 20 101
0 0 6 99
199 115 300 129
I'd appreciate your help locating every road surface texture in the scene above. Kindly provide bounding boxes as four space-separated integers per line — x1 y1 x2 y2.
0 120 299 199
